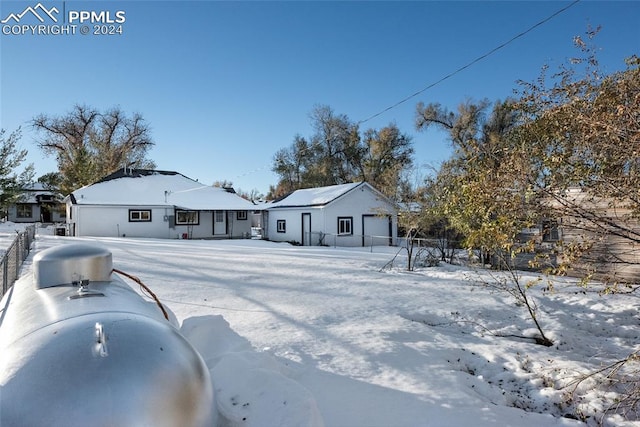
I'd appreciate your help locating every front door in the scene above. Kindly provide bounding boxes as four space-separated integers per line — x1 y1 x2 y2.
40 205 52 223
301 213 311 246
213 210 226 235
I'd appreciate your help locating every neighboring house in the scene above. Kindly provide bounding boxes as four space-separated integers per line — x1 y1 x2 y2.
550 189 640 283
511 188 640 283
6 183 65 223
264 182 397 247
501 220 561 272
66 168 255 239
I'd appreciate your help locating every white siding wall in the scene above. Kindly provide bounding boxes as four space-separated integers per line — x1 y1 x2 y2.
177 211 252 239
177 210 213 239
267 185 397 247
267 209 307 244
71 205 172 238
227 211 252 238
69 205 253 240
325 185 396 247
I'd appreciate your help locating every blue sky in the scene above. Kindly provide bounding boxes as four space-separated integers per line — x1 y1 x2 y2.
1 1 638 195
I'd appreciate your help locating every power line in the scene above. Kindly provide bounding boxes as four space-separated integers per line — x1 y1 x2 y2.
237 0 582 185
356 0 582 125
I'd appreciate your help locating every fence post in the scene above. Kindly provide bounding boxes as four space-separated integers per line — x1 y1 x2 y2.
2 253 8 296
14 239 19 282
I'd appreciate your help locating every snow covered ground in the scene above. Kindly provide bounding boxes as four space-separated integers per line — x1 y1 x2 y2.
5 227 640 426
0 221 59 252
0 222 31 254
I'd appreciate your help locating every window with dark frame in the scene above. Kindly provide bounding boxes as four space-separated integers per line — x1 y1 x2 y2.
16 204 32 218
176 210 199 225
542 220 559 242
129 209 152 222
277 219 286 233
215 210 224 223
236 210 248 220
337 217 353 235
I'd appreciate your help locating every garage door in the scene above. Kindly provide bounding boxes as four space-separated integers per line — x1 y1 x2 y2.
362 214 391 246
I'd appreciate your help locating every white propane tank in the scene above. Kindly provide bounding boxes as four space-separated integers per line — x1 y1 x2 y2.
0 243 214 427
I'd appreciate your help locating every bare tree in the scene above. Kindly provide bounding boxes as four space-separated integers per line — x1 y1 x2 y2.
270 105 413 202
32 104 155 194
360 124 414 200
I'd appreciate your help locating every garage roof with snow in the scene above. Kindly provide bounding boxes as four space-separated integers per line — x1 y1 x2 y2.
268 182 365 208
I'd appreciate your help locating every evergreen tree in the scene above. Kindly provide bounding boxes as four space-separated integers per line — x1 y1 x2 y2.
0 128 34 217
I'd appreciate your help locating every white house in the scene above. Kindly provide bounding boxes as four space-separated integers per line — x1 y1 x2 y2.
6 183 65 224
264 182 397 247
66 169 255 239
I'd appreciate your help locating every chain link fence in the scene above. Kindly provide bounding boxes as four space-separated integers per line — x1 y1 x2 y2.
302 231 396 249
1 225 36 300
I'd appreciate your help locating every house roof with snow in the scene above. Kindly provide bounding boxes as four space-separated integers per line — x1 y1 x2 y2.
268 182 387 209
68 169 255 210
5 183 62 204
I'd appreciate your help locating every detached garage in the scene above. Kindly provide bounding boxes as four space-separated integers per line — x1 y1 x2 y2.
264 182 397 247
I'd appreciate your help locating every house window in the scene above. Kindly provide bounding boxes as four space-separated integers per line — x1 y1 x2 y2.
176 210 199 225
277 220 286 233
129 209 152 222
215 210 224 223
542 220 559 242
237 210 247 220
16 204 32 218
338 217 353 235
36 194 54 203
